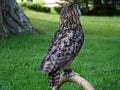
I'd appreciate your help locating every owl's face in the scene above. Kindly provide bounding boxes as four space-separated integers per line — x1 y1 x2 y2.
60 3 81 22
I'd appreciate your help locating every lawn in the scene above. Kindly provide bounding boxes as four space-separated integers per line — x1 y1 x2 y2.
0 10 120 90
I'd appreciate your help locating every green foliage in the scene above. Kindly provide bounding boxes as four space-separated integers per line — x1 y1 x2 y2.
20 2 51 13
81 7 89 15
91 4 120 16
54 7 62 14
60 0 82 3
58 0 120 16
17 0 45 4
0 10 120 90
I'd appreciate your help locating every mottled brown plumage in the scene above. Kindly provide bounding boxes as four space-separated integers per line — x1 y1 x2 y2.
38 3 84 87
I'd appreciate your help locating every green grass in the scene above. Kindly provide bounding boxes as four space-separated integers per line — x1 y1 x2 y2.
0 10 120 90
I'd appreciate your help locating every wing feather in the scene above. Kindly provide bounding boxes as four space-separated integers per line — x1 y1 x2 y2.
38 29 84 73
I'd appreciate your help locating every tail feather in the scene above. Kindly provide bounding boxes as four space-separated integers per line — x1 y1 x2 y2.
48 71 60 87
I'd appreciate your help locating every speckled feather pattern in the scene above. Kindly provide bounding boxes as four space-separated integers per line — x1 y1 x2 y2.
38 3 84 87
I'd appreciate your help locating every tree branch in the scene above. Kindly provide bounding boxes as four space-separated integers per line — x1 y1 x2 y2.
52 71 95 90
100 77 120 90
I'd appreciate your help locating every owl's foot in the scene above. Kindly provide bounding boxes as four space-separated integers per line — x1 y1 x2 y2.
63 68 72 75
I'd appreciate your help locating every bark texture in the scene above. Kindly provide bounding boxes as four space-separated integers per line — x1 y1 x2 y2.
52 72 95 90
0 0 33 37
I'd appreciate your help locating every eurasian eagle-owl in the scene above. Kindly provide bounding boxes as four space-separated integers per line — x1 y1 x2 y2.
38 3 84 87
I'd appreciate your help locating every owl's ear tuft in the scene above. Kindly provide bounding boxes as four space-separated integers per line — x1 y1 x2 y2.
68 3 76 9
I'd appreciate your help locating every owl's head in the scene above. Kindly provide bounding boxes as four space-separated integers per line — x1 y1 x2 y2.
60 3 81 18
59 3 81 30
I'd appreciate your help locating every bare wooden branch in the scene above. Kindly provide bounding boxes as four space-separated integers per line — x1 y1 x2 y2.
100 77 120 90
52 72 95 90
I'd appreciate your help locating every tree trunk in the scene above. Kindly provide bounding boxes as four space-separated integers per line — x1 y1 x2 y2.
85 0 88 9
112 0 115 9
0 0 7 37
0 0 33 37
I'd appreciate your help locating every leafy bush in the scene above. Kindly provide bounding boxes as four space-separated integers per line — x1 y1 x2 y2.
20 2 51 13
89 4 120 16
80 7 89 15
54 7 62 14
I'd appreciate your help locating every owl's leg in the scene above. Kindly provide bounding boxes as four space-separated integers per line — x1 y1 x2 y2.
63 68 72 75
62 59 73 75
48 70 60 87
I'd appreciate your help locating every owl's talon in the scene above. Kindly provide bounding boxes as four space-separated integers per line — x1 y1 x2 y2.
63 68 72 75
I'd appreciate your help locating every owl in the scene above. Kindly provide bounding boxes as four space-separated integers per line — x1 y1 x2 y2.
38 3 84 87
